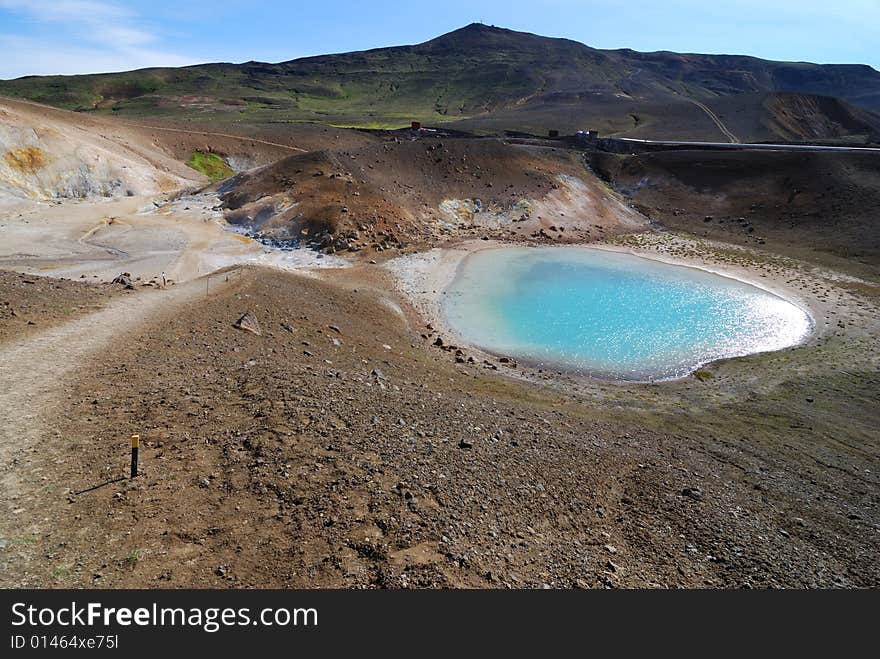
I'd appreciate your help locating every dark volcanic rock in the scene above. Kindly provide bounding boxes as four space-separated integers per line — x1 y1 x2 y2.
111 273 134 289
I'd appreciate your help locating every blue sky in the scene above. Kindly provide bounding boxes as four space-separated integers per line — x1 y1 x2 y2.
0 0 877 79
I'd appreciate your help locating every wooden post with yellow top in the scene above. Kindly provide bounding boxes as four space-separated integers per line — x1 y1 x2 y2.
130 434 139 478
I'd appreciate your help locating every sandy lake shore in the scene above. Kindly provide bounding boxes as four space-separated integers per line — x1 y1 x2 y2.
385 233 847 383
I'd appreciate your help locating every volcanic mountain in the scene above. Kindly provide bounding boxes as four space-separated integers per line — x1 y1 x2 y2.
1 24 879 142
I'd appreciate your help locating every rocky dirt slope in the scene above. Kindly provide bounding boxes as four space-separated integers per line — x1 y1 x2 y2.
589 149 880 280
220 135 645 253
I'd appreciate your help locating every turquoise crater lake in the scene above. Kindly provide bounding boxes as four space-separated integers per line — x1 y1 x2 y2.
442 247 812 380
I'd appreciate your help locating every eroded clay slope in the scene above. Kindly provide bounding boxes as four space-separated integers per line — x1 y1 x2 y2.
0 97 203 202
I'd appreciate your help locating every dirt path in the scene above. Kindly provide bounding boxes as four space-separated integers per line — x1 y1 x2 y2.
119 122 308 153
0 278 220 548
688 99 740 143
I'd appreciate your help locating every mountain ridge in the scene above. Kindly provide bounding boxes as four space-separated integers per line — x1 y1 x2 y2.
1 23 879 141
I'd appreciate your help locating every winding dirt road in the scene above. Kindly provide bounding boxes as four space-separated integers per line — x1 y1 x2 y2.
119 122 308 153
688 99 740 143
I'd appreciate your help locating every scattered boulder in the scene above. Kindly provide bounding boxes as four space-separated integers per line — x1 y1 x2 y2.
111 272 134 289
233 310 262 336
681 486 704 501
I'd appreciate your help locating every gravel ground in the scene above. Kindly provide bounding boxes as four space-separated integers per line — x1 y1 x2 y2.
2 266 876 588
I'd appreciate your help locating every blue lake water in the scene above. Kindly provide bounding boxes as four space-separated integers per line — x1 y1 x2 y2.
442 247 812 380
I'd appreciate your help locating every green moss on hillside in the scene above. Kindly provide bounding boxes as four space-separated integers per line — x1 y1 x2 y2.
187 151 233 181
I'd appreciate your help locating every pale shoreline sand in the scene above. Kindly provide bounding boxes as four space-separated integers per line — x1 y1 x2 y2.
385 234 843 381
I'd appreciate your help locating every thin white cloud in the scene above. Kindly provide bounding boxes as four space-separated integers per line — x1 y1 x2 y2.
0 0 198 78
0 35 195 78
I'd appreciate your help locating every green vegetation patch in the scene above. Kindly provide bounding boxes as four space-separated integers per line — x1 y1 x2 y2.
187 151 234 182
